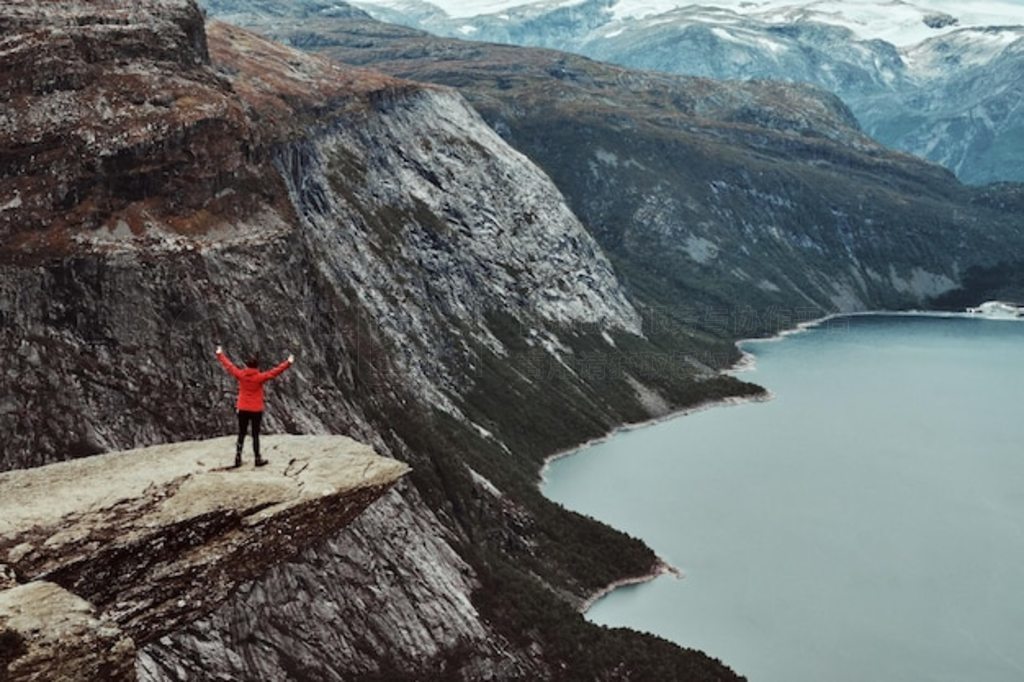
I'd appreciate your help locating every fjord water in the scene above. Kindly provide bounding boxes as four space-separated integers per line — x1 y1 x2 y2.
543 314 1024 682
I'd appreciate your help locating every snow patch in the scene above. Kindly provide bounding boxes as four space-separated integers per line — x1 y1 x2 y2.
355 0 588 20
888 266 957 298
594 147 619 166
905 25 1024 76
685 235 719 263
359 0 1024 47
466 421 492 440
1 193 22 211
710 26 787 53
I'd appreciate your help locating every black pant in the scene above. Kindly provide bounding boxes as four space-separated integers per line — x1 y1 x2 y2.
237 410 263 457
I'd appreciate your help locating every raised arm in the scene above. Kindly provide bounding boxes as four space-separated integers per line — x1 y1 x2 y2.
257 354 293 383
215 346 244 380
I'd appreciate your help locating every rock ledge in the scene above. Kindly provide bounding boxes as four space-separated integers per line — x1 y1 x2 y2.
0 435 409 681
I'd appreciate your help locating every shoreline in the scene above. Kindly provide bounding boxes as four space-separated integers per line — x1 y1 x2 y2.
536 390 771 486
541 310 848 614
577 559 683 614
542 308 1002 614
544 389 768 614
731 309 1000 373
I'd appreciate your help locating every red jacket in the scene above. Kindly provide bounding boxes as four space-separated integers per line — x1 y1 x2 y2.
217 352 291 412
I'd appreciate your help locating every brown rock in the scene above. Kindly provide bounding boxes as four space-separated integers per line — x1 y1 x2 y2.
0 581 136 682
0 434 408 673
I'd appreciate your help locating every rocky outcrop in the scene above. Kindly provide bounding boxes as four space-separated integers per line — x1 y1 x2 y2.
0 435 408 681
0 0 232 245
0 582 136 682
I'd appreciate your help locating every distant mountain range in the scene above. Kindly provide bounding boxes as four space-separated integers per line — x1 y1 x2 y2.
203 0 1024 326
350 0 1024 185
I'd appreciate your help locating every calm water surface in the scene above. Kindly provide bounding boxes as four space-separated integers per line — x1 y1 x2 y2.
543 315 1024 682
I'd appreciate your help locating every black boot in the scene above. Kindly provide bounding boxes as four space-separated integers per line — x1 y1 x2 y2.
233 441 243 468
255 453 268 467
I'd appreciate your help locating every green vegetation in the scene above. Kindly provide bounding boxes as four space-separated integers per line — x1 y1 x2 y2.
929 260 1024 310
358 317 752 678
473 558 742 681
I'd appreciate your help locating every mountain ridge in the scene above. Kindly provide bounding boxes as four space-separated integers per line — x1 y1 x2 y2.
352 0 1024 184
354 0 1023 44
215 1 1024 333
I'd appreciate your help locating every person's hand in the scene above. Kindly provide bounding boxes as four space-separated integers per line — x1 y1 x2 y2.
288 353 295 364
216 345 223 355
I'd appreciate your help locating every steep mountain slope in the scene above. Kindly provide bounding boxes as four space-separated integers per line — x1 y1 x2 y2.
862 27 1024 184
351 0 1024 184
201 2 1024 339
1 1 751 679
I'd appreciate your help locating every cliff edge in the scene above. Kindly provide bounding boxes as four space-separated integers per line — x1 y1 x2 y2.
0 435 409 681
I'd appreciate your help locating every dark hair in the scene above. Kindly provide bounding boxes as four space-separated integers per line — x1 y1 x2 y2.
245 354 260 369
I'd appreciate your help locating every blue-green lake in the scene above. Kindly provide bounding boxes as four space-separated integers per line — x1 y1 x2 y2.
543 314 1024 682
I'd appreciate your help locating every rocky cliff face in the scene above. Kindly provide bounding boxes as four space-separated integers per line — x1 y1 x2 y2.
0 9 645 468
137 488 544 681
1 2 749 679
0 435 408 682
1 0 240 247
209 5 1024 339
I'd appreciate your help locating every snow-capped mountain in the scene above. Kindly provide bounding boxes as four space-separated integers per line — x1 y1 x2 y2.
861 25 1024 182
352 0 1024 184
356 0 1022 43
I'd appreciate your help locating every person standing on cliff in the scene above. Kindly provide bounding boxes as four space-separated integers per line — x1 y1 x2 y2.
215 346 294 468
